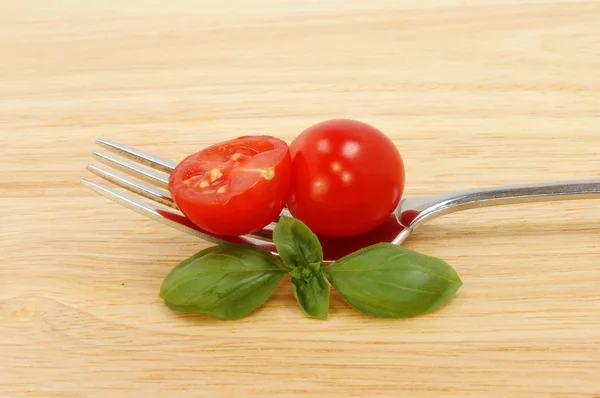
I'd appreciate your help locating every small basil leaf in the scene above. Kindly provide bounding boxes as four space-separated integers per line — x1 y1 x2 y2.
289 261 322 282
307 262 321 275
324 243 462 318
292 271 330 320
160 244 286 320
289 267 304 281
273 216 323 269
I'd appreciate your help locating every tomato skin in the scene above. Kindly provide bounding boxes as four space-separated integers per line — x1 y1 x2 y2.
169 136 291 236
288 119 405 238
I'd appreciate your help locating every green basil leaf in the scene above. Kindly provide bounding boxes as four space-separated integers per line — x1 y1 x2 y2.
289 267 305 281
307 261 321 275
292 271 330 320
160 244 286 320
324 243 462 318
272 215 323 269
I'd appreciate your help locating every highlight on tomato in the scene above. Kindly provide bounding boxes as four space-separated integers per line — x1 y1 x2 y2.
168 136 291 236
287 119 405 238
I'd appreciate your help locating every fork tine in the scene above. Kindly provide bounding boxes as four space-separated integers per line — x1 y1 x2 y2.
81 178 278 253
81 178 223 244
93 151 169 189
87 164 178 209
96 138 177 174
87 162 280 239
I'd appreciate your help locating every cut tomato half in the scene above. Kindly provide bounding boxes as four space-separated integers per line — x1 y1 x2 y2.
169 136 292 236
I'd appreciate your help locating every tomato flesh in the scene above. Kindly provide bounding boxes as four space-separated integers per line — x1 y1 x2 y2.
169 136 291 236
288 119 405 238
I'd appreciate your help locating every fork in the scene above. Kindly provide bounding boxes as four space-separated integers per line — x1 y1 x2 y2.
82 139 600 262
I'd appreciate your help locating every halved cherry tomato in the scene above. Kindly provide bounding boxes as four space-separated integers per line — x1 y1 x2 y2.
288 119 405 238
169 136 291 236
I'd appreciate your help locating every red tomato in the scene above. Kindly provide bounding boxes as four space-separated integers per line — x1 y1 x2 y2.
169 136 291 236
288 119 405 238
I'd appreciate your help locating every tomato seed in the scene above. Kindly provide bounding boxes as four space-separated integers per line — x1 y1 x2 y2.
210 168 223 182
184 175 204 187
217 185 228 194
261 167 275 181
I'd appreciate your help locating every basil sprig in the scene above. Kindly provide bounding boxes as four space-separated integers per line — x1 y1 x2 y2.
159 216 462 320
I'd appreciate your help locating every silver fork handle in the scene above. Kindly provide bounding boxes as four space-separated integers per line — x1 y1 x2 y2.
401 179 600 228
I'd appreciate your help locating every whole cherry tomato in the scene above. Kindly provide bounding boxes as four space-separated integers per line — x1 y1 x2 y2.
288 119 405 238
169 136 291 236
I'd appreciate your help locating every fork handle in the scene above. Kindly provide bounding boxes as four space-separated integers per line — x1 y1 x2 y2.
402 179 600 227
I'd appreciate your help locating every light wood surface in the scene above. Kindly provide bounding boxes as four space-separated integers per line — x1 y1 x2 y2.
1 1 599 396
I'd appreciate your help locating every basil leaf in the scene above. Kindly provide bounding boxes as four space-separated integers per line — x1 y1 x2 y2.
160 244 286 320
324 243 462 318
272 215 323 269
292 271 330 320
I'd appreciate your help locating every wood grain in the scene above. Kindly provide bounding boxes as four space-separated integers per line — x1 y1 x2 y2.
1 1 599 396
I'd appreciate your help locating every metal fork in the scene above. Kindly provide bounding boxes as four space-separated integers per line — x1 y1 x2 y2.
82 139 600 262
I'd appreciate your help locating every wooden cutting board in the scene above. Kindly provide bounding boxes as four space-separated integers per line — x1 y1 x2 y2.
1 1 599 396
